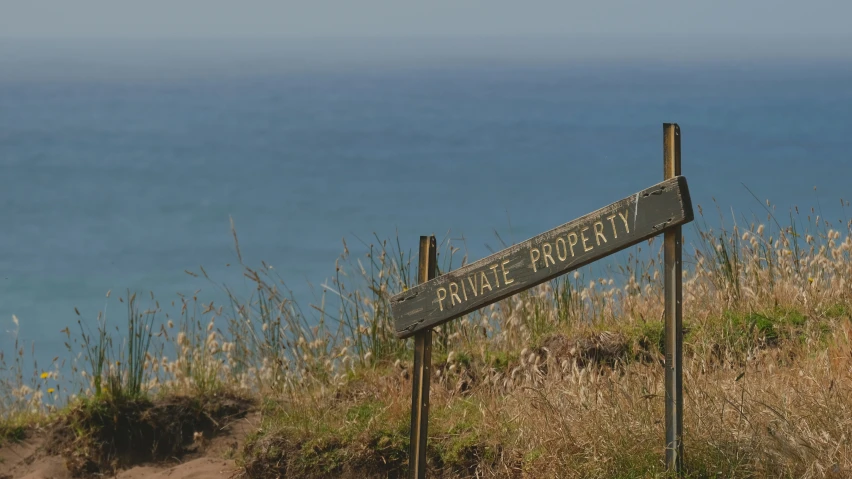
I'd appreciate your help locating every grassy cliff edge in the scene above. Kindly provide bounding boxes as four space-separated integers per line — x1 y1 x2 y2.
3 202 852 478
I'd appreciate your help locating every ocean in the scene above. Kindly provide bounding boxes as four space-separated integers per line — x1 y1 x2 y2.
2 40 851 373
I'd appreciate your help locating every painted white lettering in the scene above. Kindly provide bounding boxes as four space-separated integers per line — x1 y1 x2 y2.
568 233 578 256
594 221 607 246
581 227 593 252
480 271 493 294
607 214 618 239
542 243 555 268
619 210 630 234
489 264 501 288
501 260 514 285
466 275 478 298
437 288 447 311
449 282 461 306
530 247 541 272
556 238 568 261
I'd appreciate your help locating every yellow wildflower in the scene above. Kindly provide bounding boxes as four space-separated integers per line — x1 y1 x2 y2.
48 388 55 394
40 372 49 379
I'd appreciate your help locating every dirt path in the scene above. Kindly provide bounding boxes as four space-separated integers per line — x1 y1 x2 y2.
0 413 259 479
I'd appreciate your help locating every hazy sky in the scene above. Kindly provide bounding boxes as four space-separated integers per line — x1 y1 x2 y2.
3 0 851 39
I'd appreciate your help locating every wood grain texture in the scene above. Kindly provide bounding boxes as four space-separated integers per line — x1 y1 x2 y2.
408 235 436 479
663 123 684 472
392 176 694 338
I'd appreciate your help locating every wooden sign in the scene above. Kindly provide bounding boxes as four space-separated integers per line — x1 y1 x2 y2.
391 176 694 339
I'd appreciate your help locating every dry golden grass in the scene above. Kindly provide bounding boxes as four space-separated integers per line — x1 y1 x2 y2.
234 317 852 478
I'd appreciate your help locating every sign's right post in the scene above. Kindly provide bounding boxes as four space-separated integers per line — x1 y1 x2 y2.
663 123 684 474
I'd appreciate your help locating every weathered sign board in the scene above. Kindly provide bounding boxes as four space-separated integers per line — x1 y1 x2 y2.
391 175 694 339
395 123 691 478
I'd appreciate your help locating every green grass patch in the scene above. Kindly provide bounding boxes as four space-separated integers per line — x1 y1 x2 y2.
0 410 53 447
0 421 26 446
633 320 666 355
49 391 253 475
723 308 811 348
484 350 517 372
242 385 411 478
626 320 693 359
824 303 849 319
345 400 384 425
430 397 505 473
242 369 516 478
452 351 473 369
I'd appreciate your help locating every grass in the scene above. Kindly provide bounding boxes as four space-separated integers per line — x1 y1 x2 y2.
2 198 852 477
48 389 254 475
0 416 28 446
240 366 509 478
240 367 412 478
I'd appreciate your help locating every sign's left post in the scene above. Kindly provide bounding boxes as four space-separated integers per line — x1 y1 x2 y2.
409 235 437 479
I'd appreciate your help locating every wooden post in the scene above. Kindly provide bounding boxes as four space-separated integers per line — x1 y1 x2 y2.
409 235 436 479
663 123 684 474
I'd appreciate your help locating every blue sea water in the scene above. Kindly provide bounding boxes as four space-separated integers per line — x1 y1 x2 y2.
1 41 851 374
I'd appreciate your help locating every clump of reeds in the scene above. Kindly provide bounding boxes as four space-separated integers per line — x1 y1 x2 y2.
64 290 159 402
